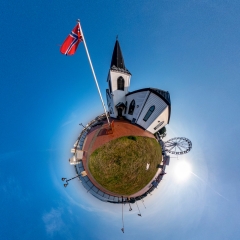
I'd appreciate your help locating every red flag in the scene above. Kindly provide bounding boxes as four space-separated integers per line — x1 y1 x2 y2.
60 23 82 55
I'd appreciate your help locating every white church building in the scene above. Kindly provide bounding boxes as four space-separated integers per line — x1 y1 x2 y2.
106 40 171 134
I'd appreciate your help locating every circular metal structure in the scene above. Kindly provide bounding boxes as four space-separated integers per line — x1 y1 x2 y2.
164 137 192 155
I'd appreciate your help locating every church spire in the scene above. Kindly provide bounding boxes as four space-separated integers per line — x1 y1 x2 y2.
110 40 126 70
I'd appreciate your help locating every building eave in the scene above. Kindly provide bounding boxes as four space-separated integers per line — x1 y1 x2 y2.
110 66 132 75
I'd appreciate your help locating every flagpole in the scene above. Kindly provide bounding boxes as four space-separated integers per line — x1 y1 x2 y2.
77 20 110 126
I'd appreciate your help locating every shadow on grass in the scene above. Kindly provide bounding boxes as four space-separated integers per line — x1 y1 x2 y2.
127 136 137 141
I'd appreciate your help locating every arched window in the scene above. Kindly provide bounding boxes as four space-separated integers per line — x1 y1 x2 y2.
128 100 135 115
124 101 127 114
117 77 124 91
143 105 155 121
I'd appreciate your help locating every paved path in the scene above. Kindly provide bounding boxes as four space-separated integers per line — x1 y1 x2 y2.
81 118 162 197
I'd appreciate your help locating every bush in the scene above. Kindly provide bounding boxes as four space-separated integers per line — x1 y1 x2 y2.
159 127 166 135
127 136 137 141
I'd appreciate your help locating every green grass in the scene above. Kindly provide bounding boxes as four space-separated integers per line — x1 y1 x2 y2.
88 136 162 195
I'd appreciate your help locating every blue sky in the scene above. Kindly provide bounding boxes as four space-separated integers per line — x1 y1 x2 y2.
1 0 240 239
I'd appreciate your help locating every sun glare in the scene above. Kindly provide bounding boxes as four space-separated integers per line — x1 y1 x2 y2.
174 161 191 182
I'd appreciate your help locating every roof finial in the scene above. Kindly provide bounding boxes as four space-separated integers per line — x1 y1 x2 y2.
116 35 118 40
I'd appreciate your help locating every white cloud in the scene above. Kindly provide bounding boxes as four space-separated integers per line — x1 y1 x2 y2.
61 120 74 127
42 208 64 235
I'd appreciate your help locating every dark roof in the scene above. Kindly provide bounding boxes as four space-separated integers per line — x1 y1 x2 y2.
150 88 171 105
115 102 126 108
110 40 131 75
126 88 171 106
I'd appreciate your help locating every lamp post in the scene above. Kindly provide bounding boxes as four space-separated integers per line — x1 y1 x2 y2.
61 175 81 187
79 123 86 129
128 202 132 211
135 198 142 217
140 196 146 209
121 196 124 233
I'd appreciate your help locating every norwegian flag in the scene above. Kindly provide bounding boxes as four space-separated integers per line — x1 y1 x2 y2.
60 23 82 55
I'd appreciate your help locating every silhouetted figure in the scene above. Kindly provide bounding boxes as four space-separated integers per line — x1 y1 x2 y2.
160 172 167 175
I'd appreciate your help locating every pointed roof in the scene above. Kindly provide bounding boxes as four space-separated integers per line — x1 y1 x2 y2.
110 40 131 75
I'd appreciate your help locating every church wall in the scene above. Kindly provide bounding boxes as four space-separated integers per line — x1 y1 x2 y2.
105 40 171 128
136 93 168 130
125 90 149 120
110 71 130 93
146 106 169 133
109 71 131 117
106 89 115 117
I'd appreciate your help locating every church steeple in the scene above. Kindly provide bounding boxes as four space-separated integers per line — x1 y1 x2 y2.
106 39 132 118
110 40 126 70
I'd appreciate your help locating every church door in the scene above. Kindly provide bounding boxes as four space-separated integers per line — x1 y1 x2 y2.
117 108 123 117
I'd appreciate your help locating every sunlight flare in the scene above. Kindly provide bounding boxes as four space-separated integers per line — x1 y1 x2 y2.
174 161 191 182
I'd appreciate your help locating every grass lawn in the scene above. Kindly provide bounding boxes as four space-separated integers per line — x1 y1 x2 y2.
88 136 162 195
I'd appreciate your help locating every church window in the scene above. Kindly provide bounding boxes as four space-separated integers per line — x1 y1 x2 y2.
128 100 135 115
143 105 155 122
124 101 127 114
117 77 124 91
